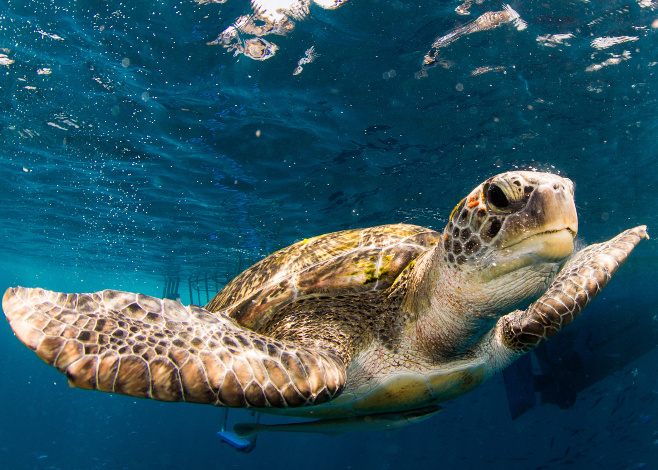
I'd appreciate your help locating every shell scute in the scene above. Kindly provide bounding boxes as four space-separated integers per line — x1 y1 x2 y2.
205 224 440 330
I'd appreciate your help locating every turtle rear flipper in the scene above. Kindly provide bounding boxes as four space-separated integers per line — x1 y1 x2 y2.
3 288 346 407
481 225 648 371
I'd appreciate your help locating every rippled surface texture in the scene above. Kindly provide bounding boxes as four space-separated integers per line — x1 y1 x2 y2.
0 0 657 469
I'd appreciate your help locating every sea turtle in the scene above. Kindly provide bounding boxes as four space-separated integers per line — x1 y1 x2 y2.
2 171 648 434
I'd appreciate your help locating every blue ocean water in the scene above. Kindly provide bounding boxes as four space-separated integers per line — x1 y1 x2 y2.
0 0 657 468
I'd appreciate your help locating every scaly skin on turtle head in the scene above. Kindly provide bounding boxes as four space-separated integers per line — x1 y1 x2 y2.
444 171 577 278
406 171 579 356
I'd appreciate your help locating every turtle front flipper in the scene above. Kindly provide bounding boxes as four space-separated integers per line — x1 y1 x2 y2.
480 225 648 371
3 288 346 407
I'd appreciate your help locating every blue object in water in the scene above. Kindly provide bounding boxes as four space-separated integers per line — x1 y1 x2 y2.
217 408 257 453
217 430 256 453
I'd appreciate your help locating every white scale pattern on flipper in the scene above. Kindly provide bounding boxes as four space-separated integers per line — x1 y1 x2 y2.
3 287 346 407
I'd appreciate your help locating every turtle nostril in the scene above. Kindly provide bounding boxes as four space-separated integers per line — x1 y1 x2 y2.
487 184 509 209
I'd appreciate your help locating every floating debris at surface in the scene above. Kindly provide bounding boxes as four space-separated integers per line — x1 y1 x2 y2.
417 5 526 78
293 46 318 75
206 1 348 60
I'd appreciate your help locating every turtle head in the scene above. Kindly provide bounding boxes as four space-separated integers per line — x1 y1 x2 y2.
440 171 577 313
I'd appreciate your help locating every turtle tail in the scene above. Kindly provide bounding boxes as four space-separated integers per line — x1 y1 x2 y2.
2 287 346 408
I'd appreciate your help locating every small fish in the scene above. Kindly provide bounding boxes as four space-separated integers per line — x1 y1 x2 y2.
233 405 443 438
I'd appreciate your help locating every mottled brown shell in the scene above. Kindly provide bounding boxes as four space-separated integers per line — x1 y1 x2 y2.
205 223 441 330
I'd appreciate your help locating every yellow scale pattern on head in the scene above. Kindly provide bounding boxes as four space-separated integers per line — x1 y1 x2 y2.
448 189 485 224
449 198 465 222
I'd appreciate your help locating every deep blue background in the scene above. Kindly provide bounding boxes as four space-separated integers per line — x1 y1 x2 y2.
0 0 657 468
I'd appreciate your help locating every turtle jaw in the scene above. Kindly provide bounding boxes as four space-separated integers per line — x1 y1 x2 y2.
485 227 577 280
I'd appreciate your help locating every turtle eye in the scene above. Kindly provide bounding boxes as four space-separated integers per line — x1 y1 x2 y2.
487 184 509 210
